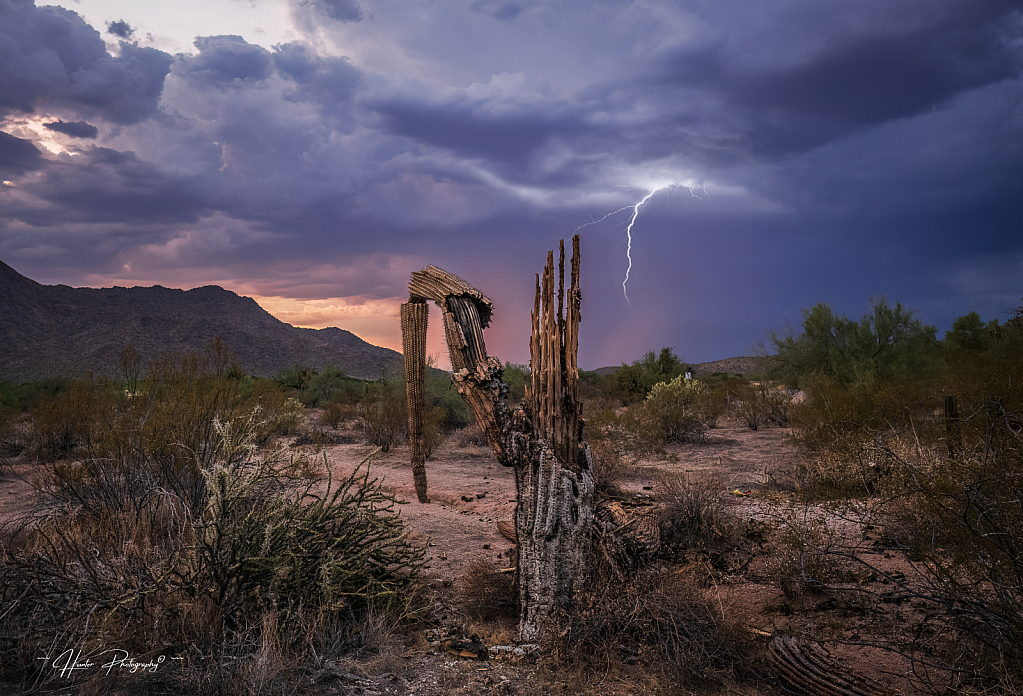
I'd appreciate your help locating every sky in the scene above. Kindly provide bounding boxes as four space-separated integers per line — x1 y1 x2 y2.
1 0 1022 371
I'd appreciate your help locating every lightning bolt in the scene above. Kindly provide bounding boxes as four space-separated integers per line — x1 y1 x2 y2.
620 189 659 309
575 186 668 310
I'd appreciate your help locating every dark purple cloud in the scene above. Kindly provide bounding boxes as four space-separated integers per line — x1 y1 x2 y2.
272 42 362 115
0 0 171 123
0 131 43 175
315 0 363 22
43 119 99 138
181 36 275 86
661 0 1023 159
106 19 134 40
6 146 216 227
373 97 587 182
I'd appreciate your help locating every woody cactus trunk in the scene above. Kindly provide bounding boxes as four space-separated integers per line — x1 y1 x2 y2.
401 300 430 503
400 235 594 640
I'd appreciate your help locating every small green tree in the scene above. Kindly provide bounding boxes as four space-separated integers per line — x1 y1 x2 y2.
944 311 1004 353
617 347 691 402
767 297 937 388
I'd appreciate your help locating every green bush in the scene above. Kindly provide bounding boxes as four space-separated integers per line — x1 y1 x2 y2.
645 375 706 444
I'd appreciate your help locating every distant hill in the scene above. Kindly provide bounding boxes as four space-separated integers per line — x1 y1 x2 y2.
691 356 771 377
589 355 771 378
0 260 403 382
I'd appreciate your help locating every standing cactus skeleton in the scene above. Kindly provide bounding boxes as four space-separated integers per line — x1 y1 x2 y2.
400 234 594 640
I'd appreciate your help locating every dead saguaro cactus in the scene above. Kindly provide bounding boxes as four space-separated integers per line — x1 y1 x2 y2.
399 234 594 640
400 300 429 503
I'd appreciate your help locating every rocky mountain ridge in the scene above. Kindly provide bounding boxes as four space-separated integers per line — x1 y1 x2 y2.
0 260 402 382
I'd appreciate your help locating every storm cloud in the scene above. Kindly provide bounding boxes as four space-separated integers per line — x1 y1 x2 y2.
1 0 1021 367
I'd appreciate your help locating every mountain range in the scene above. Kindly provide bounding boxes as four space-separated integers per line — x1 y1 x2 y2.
0 260 403 383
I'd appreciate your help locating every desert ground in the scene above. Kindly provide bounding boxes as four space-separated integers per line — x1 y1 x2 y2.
0 414 925 695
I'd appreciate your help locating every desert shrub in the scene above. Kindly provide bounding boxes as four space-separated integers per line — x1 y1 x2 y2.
645 375 707 444
657 473 739 557
777 307 1023 692
727 380 791 431
695 382 730 428
274 363 315 391
459 559 516 620
421 405 448 459
766 297 938 389
320 401 356 429
870 419 1023 692
26 373 113 461
579 368 626 404
616 347 692 403
450 423 489 449
424 362 472 429
360 379 406 452
584 405 660 492
198 429 426 623
300 366 368 407
790 373 936 451
588 435 629 496
541 560 762 688
764 504 849 597
23 343 302 516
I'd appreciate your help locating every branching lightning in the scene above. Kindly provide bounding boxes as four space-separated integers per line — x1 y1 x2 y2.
619 189 658 309
576 184 695 309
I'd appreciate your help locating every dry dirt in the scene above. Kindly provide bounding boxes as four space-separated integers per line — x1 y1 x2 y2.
300 418 925 696
0 417 928 695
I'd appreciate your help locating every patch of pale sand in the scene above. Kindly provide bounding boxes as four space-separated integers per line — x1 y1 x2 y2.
315 443 519 583
0 457 49 528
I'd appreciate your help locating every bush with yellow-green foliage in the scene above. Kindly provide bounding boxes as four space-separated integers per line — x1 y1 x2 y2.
645 375 707 444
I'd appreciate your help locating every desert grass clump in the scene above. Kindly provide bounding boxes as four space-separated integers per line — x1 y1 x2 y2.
657 472 740 558
459 559 516 620
540 559 763 690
